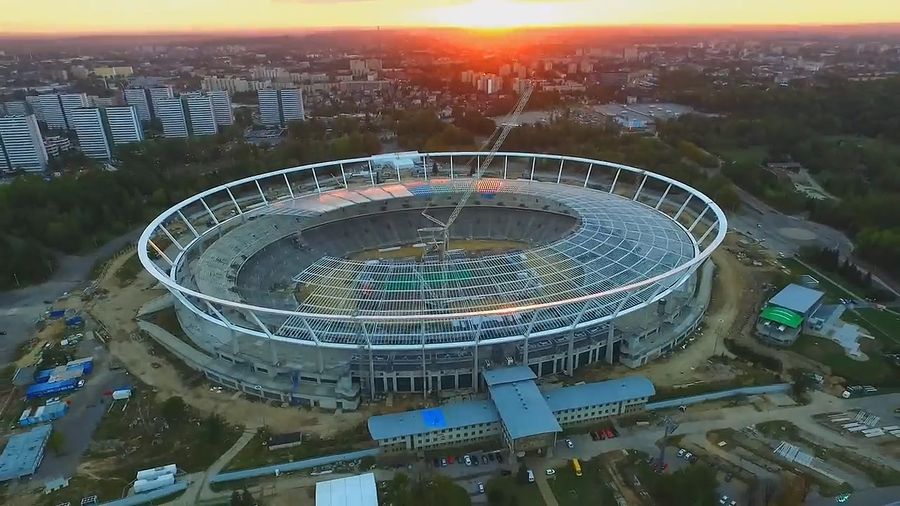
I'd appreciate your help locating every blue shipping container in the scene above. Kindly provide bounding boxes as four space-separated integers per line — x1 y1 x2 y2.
65 316 84 327
48 310 66 319
19 402 68 426
26 378 84 400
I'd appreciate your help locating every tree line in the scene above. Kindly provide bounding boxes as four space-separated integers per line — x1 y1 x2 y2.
658 71 900 281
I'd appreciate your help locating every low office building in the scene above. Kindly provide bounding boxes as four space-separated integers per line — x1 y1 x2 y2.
756 283 825 346
0 424 52 482
368 368 654 454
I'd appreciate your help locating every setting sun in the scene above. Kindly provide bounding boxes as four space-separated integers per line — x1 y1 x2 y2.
424 0 577 29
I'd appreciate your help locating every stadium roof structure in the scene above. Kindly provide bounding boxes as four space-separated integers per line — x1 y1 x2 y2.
760 306 804 329
139 152 727 350
0 424 51 482
316 473 378 506
544 376 655 412
769 284 825 315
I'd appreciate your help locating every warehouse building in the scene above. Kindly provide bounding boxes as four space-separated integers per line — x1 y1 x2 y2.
368 369 654 454
0 424 52 482
315 472 378 506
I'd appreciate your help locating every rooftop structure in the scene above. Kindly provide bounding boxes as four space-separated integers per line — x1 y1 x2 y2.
367 400 499 441
543 376 655 412
768 284 825 314
315 473 378 506
0 424 52 482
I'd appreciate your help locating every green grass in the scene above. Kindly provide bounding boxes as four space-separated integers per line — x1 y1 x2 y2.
846 308 900 348
486 476 546 506
789 335 896 385
717 145 768 166
548 458 616 506
224 424 375 471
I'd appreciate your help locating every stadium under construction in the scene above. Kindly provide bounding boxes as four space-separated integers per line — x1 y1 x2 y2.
137 152 726 409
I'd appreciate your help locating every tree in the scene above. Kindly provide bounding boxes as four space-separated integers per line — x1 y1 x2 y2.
161 396 187 425
487 487 505 505
203 413 227 444
651 464 718 506
48 431 66 455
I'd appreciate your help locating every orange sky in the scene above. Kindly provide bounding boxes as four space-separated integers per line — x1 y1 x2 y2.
1 0 898 35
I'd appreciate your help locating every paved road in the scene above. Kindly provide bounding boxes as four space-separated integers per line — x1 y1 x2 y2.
0 230 139 365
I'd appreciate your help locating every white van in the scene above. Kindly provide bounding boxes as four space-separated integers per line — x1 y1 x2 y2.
527 469 535 483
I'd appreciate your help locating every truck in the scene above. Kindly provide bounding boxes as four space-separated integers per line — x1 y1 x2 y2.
26 378 85 400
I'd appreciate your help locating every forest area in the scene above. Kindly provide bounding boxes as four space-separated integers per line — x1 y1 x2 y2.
658 71 900 280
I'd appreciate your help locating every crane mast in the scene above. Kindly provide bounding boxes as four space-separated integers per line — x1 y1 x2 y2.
419 84 533 259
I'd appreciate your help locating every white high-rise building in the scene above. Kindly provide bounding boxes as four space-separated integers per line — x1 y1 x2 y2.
0 115 49 171
156 98 189 138
105 106 144 145
38 94 67 129
2 101 28 116
124 89 152 122
257 89 281 125
208 90 234 126
69 108 111 160
149 87 175 118
280 88 305 123
60 93 90 129
185 95 218 136
25 96 44 122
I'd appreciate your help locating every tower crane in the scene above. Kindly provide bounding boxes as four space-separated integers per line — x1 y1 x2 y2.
418 83 534 259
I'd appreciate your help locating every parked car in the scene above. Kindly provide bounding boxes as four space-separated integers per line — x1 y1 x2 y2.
545 469 556 476
565 439 574 449
689 455 699 464
477 482 485 494
719 495 737 506
496 453 504 464
447 456 455 464
472 457 479 466
683 452 693 461
433 458 440 468
527 469 535 483
590 431 599 441
488 453 495 462
464 455 472 466
677 448 686 457
440 458 447 467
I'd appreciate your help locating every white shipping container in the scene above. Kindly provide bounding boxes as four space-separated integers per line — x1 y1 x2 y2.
848 426 867 432
133 474 175 494
112 389 132 400
136 464 177 481
864 431 884 438
842 423 861 429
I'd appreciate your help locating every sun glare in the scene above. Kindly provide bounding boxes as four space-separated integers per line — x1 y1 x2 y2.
425 0 575 29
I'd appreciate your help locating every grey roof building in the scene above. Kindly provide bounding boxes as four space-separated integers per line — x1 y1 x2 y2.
368 370 654 454
768 284 825 314
0 424 52 482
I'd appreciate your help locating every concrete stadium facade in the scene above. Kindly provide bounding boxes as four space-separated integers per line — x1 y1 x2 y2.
138 152 727 410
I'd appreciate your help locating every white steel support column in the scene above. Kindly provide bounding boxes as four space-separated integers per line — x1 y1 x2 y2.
698 221 718 246
299 317 325 374
160 225 184 251
522 311 540 365
339 163 348 188
656 184 672 210
556 158 564 184
283 173 295 199
472 319 484 393
450 156 454 179
476 155 480 176
148 240 173 266
200 198 218 226
567 301 592 375
396 162 401 182
226 187 242 215
248 311 279 365
584 163 593 187
368 160 376 186
529 157 536 181
674 194 693 221
609 168 621 194
177 210 199 238
633 173 648 201
421 323 427 399
503 156 508 179
255 180 268 205
204 300 235 330
606 295 631 364
312 167 321 193
360 323 376 400
688 206 709 232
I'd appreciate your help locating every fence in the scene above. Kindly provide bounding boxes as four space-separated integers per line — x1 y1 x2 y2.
209 448 381 484
646 383 791 411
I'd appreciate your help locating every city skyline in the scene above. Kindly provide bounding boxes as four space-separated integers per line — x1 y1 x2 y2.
1 0 899 35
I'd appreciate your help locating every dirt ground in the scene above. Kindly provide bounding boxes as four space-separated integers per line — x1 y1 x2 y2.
89 252 374 436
